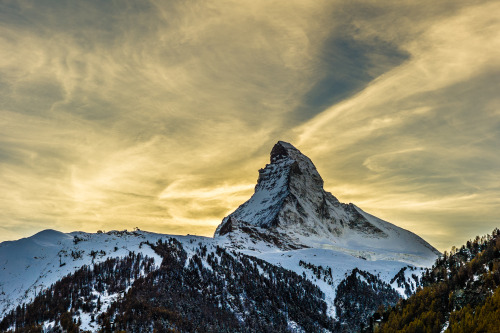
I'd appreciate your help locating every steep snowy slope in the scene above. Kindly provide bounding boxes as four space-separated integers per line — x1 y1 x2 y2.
215 141 439 266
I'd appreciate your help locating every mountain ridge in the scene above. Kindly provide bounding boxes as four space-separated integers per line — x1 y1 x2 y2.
215 141 439 265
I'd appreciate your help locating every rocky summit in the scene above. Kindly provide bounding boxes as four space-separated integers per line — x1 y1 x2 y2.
215 141 439 264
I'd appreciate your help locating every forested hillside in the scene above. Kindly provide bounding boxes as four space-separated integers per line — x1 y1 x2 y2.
0 252 156 332
364 228 500 333
0 239 336 332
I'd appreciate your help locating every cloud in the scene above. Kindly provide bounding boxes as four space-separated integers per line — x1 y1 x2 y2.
0 0 337 240
295 0 500 250
0 0 498 251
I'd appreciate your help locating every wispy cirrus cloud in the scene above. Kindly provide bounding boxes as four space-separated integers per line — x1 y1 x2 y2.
0 0 337 238
0 0 498 251
296 0 500 250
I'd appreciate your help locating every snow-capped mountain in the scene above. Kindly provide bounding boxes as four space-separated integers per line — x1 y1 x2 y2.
216 141 439 265
0 141 441 332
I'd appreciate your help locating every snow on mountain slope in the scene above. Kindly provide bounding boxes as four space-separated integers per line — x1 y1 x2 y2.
0 229 214 318
240 247 424 319
210 141 439 320
0 228 427 327
215 141 439 266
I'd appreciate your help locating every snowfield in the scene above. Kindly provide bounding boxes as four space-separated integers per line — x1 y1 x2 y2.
0 227 430 322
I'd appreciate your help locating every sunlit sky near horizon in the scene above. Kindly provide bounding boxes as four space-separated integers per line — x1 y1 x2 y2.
1 0 499 251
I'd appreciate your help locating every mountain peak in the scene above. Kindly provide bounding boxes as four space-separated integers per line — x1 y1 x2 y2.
268 140 324 187
215 141 343 238
215 141 332 236
270 141 300 163
215 141 439 262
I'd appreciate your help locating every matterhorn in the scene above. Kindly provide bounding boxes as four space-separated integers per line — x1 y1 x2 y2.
217 141 439 265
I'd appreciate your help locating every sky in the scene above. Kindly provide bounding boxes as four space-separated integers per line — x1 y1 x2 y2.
0 0 499 251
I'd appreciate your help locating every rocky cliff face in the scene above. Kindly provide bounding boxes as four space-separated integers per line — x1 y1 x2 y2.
215 141 439 263
215 141 379 237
